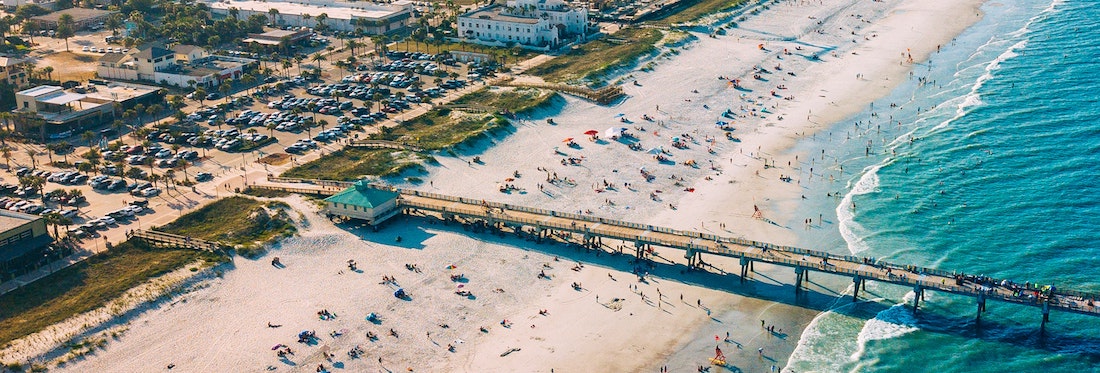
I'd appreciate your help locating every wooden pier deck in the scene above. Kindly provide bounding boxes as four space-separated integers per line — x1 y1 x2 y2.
258 178 1100 322
394 190 1099 321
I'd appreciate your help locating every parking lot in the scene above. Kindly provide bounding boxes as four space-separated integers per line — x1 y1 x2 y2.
2 49 493 251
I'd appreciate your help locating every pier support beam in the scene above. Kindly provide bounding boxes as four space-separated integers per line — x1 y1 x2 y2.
1041 300 1051 329
976 292 987 321
912 286 924 312
852 276 863 301
739 257 751 283
794 267 806 294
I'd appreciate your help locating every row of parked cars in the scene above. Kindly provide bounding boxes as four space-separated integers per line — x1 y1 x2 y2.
89 175 162 196
71 201 148 238
0 196 78 217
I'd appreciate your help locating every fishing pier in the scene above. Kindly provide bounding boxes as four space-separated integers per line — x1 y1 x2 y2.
257 178 1100 325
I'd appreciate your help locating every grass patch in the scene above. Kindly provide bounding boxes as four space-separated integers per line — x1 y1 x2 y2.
282 148 425 180
651 0 749 25
373 87 553 150
241 187 292 198
527 28 663 83
155 196 297 257
0 240 223 346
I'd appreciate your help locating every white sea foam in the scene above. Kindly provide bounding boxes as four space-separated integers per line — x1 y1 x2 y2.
849 298 920 362
837 164 882 254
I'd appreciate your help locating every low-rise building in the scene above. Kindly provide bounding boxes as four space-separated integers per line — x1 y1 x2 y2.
0 210 52 282
242 29 313 48
322 181 400 226
457 0 587 50
3 0 57 10
97 45 256 88
13 81 161 140
29 7 114 30
0 56 30 88
206 0 412 34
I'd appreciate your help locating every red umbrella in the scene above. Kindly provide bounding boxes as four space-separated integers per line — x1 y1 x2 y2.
584 130 599 136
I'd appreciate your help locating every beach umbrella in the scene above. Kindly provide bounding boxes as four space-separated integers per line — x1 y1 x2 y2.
562 137 574 143
615 113 625 117
648 147 663 154
446 264 457 269
605 127 626 137
672 137 681 143
584 130 599 136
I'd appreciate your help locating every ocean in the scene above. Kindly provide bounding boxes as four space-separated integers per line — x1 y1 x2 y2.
783 0 1100 371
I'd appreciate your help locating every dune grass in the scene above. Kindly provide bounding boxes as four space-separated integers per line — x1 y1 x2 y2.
156 196 297 256
526 28 663 83
282 148 425 181
0 240 223 347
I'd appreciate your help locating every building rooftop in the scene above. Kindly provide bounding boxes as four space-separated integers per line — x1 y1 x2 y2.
171 44 205 55
207 0 408 21
134 46 173 60
31 8 113 23
17 85 63 97
0 210 40 233
463 5 541 24
325 181 399 209
82 81 160 102
98 52 130 64
0 56 26 67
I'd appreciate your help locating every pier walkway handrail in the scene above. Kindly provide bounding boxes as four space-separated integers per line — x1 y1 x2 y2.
262 178 1100 319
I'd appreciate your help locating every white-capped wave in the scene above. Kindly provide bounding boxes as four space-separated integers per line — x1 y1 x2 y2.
837 163 883 254
850 298 920 362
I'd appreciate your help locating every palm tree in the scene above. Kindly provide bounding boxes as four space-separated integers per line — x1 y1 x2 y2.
282 59 293 78
18 175 45 199
178 159 190 181
43 212 72 239
25 148 38 168
146 104 162 125
0 146 11 168
241 74 257 95
268 8 280 25
194 87 207 107
80 130 96 147
294 55 305 75
347 39 361 57
41 66 54 81
311 53 327 70
56 14 75 52
219 82 232 103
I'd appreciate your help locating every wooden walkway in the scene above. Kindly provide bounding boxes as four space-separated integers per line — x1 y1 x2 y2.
260 180 1100 322
499 80 624 105
129 230 224 251
347 139 425 153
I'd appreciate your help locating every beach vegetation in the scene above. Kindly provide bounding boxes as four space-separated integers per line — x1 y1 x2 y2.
527 28 663 84
241 187 292 198
282 148 426 181
0 240 223 347
155 196 297 257
651 0 748 25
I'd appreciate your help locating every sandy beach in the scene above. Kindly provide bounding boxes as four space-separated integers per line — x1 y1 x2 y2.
1 0 988 371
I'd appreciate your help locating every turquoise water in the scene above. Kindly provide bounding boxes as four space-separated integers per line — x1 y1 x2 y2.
785 0 1100 371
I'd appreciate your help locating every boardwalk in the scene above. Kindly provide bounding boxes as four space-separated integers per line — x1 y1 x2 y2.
129 229 224 251
261 179 1100 322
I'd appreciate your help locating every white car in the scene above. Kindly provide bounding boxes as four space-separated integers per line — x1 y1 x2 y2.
140 188 161 197
100 216 117 225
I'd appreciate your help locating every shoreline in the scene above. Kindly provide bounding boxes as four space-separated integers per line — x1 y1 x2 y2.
1 0 991 371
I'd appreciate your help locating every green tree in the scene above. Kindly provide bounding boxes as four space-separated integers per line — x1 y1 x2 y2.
56 14 76 52
311 53 326 69
193 87 207 107
218 82 231 102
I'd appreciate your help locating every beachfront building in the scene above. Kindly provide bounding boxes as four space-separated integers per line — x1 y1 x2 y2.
12 81 161 140
0 210 53 282
323 181 400 225
28 8 114 30
0 56 31 88
96 45 256 88
205 0 413 34
456 0 588 50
